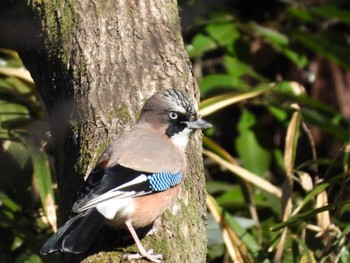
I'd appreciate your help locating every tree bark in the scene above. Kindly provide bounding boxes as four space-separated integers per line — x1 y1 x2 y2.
2 0 207 262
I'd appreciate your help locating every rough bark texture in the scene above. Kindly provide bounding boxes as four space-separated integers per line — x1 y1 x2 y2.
1 0 207 262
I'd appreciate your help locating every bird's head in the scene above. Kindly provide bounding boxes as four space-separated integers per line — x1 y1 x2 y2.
139 89 212 149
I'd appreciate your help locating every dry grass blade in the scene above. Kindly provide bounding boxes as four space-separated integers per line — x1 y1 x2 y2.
203 149 282 198
0 67 34 83
274 105 301 263
284 104 301 176
203 136 262 243
315 190 331 232
0 48 19 58
207 195 253 263
199 88 270 117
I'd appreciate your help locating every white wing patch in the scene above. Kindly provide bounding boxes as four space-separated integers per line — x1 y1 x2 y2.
96 197 134 220
76 174 149 213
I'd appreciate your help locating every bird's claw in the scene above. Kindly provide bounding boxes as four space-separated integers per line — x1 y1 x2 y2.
123 249 163 263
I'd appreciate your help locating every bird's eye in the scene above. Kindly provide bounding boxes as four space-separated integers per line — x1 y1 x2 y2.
169 111 178 120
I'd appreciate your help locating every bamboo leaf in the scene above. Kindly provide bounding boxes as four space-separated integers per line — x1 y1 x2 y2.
284 105 301 175
0 192 21 212
23 139 56 231
203 135 238 164
311 6 350 25
275 105 301 262
203 150 282 198
0 67 33 83
199 74 250 95
199 88 270 117
207 195 254 263
291 183 330 216
315 191 331 231
271 201 350 231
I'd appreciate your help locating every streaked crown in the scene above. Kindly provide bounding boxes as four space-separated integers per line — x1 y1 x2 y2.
157 89 197 116
140 89 211 149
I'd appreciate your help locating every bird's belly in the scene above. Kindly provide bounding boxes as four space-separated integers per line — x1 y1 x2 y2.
128 185 181 228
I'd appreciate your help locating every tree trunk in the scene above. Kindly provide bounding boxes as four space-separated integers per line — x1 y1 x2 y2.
2 0 207 262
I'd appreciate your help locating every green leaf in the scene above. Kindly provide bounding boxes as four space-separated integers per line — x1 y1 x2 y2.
224 55 267 81
339 249 350 263
223 210 261 256
332 224 350 247
291 182 330 216
206 23 240 47
274 81 306 96
251 23 289 46
206 10 235 24
207 213 224 246
206 180 236 195
251 24 308 68
0 192 21 212
269 86 349 141
267 105 288 122
4 140 30 169
0 92 30 124
199 74 250 95
311 5 350 25
207 195 256 261
287 7 313 22
291 236 316 263
186 33 217 57
302 107 348 142
216 187 245 208
23 139 56 231
11 235 24 250
271 200 350 231
280 48 308 69
294 30 350 70
14 250 42 263
273 86 338 115
236 109 271 176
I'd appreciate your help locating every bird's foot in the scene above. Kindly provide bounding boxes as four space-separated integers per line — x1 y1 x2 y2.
123 249 163 263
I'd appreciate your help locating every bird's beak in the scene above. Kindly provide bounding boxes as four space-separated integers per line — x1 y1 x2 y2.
186 118 212 130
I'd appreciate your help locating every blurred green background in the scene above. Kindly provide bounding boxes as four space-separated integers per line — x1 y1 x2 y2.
1 1 350 262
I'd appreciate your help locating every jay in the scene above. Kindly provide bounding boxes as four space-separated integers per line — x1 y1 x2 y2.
40 89 211 262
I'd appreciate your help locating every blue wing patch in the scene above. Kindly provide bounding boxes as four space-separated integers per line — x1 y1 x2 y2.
73 166 184 213
147 171 183 192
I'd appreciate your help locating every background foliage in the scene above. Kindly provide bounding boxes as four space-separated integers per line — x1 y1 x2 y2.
0 49 56 262
0 0 349 262
180 1 350 262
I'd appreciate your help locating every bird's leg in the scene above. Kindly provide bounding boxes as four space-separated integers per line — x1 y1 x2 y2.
124 220 163 263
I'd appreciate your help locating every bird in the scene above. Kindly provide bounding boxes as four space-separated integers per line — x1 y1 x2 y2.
40 89 212 262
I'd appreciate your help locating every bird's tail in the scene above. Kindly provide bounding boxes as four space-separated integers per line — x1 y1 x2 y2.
40 208 104 255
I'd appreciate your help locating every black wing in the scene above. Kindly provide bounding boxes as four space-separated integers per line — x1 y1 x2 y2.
72 164 183 213
72 165 153 213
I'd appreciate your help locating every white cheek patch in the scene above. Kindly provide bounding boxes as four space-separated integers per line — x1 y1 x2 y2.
170 128 191 149
96 197 134 220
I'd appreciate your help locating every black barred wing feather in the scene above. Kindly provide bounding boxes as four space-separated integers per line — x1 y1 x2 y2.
72 164 183 214
148 171 182 191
